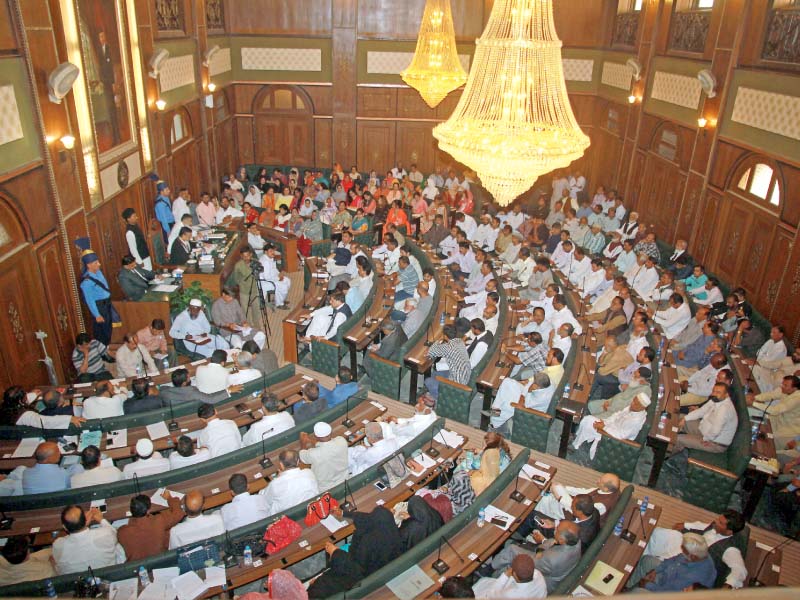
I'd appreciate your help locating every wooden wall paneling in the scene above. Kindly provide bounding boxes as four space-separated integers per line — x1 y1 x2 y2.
693 189 721 266
676 172 704 245
286 119 314 166
396 121 437 174
253 116 283 165
0 166 55 243
552 0 609 47
779 162 800 228
708 140 746 191
226 0 332 35
0 0 17 51
397 88 437 120
18 0 50 28
36 235 80 381
315 118 333 167
234 85 259 115
357 87 397 119
332 118 356 171
738 209 776 299
627 150 646 208
332 21 356 169
592 129 625 192
772 237 800 345
357 0 486 40
214 118 235 177
303 86 332 116
711 199 750 283
236 116 255 166
435 90 462 120
756 228 793 320
357 120 396 174
617 139 635 200
170 141 202 199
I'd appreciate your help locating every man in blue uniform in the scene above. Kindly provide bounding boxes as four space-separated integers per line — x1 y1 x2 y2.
154 181 174 239
75 238 121 345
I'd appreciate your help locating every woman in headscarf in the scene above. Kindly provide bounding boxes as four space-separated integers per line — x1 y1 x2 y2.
386 181 402 204
468 431 513 495
342 173 354 194
398 495 444 551
241 202 259 224
288 207 304 235
299 209 324 242
387 199 410 234
244 184 263 209
367 170 380 194
320 196 337 225
330 172 342 192
238 569 308 600
299 197 315 217
332 183 347 204
351 207 369 233
337 506 404 576
307 544 364 598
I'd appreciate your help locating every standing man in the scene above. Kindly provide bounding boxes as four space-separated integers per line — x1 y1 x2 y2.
121 208 152 270
154 181 174 239
96 31 120 145
75 238 120 346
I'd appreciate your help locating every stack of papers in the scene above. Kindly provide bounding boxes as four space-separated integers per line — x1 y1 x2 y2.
107 429 128 449
151 488 185 507
434 429 464 449
483 504 514 531
320 514 348 534
152 284 179 293
407 453 437 477
78 430 103 452
146 422 170 440
12 437 44 458
171 572 207 600
108 578 138 600
520 464 551 483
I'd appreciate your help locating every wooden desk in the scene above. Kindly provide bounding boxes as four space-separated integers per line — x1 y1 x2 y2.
343 273 396 374
282 257 328 364
646 344 682 487
180 230 242 298
259 227 300 272
576 497 662 594
745 538 784 587
6 398 387 546
368 459 556 599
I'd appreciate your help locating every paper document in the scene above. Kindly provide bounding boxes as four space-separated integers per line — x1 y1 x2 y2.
433 429 464 449
109 578 138 600
520 463 551 483
151 487 185 507
78 430 103 452
107 429 128 449
152 284 179 293
386 564 436 600
172 571 208 600
584 561 624 595
483 504 514 531
12 437 44 458
146 421 170 440
203 566 226 589
407 453 437 477
151 567 180 583
137 580 173 600
320 514 348 534
573 584 594 597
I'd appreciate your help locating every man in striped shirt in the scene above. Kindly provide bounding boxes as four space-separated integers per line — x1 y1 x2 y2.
72 332 115 383
424 324 471 399
395 256 420 303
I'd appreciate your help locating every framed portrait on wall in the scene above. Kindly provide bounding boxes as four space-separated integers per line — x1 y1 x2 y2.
76 0 138 160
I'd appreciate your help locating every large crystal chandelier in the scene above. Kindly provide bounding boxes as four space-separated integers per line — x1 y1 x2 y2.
401 0 467 108
433 0 590 206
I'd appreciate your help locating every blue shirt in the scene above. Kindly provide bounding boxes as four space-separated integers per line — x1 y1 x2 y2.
345 287 365 313
646 554 716 592
576 206 593 220
155 194 174 234
22 463 73 494
319 382 359 408
80 271 111 318
675 333 716 369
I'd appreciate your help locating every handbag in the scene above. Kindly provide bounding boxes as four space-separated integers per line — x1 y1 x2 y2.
262 515 302 554
304 492 340 526
382 452 408 488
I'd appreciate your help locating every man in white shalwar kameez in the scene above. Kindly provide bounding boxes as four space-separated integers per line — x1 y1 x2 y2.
259 245 291 308
169 299 230 358
572 392 651 459
380 398 437 445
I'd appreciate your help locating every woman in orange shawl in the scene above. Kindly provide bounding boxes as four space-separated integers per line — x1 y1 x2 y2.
258 189 276 227
386 199 410 233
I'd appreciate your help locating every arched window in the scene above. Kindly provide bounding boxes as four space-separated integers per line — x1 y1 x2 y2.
254 85 311 114
170 109 192 148
736 162 781 206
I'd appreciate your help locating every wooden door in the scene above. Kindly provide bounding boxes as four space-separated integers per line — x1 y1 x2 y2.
255 116 286 165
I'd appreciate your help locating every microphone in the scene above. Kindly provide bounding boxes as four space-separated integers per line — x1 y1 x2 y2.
749 530 797 586
573 362 586 391
424 322 434 347
167 395 178 432
340 478 357 512
744 356 757 389
509 468 525 503
581 328 591 352
342 393 355 428
259 428 275 469
426 423 443 458
566 252 573 286
431 535 466 574
133 472 141 497
0 511 14 530
754 397 778 444
619 502 638 544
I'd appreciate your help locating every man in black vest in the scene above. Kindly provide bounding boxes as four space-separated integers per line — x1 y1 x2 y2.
122 208 152 270
642 509 748 588
466 318 493 368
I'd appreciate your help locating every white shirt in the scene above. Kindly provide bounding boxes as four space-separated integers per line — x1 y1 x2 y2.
70 466 123 488
758 339 788 364
169 448 211 469
693 286 723 306
53 519 125 574
169 513 225 549
195 363 230 394
198 419 242 458
116 344 159 378
242 412 296 446
567 257 592 287
467 332 492 368
627 333 649 360
348 437 400 475
386 411 438 445
82 394 126 420
248 232 266 255
549 306 582 335
260 468 320 515
505 211 524 232
687 364 722 397
473 570 547 599
553 334 573 358
458 215 478 240
170 309 212 340
438 235 458 257
654 303 692 340
298 437 349 491
227 368 261 386
685 397 737 446
631 266 659 297
306 305 348 340
221 492 271 531
122 453 171 479
512 257 536 286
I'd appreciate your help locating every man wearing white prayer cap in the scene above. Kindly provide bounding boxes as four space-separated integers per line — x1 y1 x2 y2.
299 421 348 491
122 438 171 479
571 392 651 459
169 298 230 358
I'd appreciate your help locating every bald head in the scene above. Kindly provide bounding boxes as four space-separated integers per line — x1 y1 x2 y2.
184 490 205 516
61 505 87 533
365 421 383 442
598 473 620 493
511 554 535 583
34 442 61 465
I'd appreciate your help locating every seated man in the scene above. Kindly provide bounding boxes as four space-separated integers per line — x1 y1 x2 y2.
226 351 262 386
641 510 747 589
259 449 320 515
572 392 651 459
159 366 241 405
221 473 270 531
520 494 599 552
299 422 349 492
211 287 266 349
674 320 721 375
651 293 692 340
473 554 546 599
364 321 407 378
0 535 56 586
70 445 122 488
115 332 159 378
197 403 242 458
71 332 114 383
22 442 75 494
82 380 126 419
123 438 171 479
169 298 230 358
168 435 211 469
168 226 193 265
53 505 125 574
628 533 716 592
506 331 548 380
673 382 737 454
679 352 728 407
136 318 173 366
195 349 230 394
487 372 553 436
242 392 295 446
535 472 621 525
259 244 292 309
592 335 633 388
747 375 800 458
319 366 359 408
348 421 400 476
424 324 472 398
381 397 438 445
118 492 184 560
301 292 350 343
118 254 156 301
168 490 225 549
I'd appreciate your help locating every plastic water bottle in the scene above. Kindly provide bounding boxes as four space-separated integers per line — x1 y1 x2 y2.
658 384 664 399
138 566 150 587
44 579 57 598
162 357 170 371
658 412 668 429
751 423 760 443
562 383 571 399
640 496 649 514
135 364 142 377
743 383 750 395
477 508 486 528
440 312 445 326
613 517 624 537
243 545 253 566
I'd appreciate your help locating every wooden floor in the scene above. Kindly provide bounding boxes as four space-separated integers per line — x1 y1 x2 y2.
280 270 798 588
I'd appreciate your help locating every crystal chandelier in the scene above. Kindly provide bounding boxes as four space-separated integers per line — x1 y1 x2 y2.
433 0 590 206
401 0 467 108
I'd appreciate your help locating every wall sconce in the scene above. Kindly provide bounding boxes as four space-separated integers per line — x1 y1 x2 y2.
628 95 636 104
207 82 216 93
155 98 166 111
697 117 708 128
60 134 76 149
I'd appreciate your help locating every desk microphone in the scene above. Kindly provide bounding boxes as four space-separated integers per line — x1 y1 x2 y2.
342 394 355 428
0 511 14 530
619 502 638 544
426 423 443 458
340 478 357 512
754 397 778 444
133 472 141 497
750 530 797 587
581 328 591 352
509 469 525 503
259 428 275 469
167 396 179 432
432 535 465 574
573 362 586 391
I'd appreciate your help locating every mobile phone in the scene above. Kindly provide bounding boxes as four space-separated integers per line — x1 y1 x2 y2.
490 516 508 527
533 516 546 527
532 475 547 484
374 481 388 491
602 573 615 584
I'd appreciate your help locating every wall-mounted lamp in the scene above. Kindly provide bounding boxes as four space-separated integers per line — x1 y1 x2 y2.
207 82 217 93
628 95 636 104
697 117 708 128
60 134 76 149
155 98 167 111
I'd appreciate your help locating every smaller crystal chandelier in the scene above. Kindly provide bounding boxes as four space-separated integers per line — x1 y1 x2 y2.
401 0 467 108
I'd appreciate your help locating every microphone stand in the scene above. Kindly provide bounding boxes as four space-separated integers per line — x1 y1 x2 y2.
342 393 355 428
509 469 525 502
426 424 443 458
340 478 358 512
755 397 778 443
133 472 141 497
581 328 591 352
167 396 179 432
619 502 638 543
260 428 275 469
432 535 466 574
0 511 14 530
573 362 586 391
750 530 797 586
